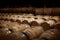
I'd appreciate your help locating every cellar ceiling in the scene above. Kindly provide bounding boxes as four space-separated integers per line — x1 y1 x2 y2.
0 0 60 8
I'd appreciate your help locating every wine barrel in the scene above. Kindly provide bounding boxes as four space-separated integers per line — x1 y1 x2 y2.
43 16 52 21
40 22 50 31
53 23 60 30
29 21 39 27
39 29 60 40
34 18 45 24
0 28 11 35
46 19 56 27
16 19 21 24
0 31 27 40
23 27 44 39
52 16 60 22
22 20 29 24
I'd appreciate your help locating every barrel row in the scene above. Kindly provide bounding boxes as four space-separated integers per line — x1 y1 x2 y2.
0 14 60 23
0 14 60 40
0 20 60 40
0 16 59 29
0 20 51 31
0 7 35 13
0 8 60 15
35 8 60 15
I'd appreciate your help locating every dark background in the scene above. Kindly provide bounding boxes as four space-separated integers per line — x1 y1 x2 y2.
0 0 60 8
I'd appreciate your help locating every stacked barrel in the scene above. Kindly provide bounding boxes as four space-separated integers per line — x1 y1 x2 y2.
0 7 60 15
0 8 60 40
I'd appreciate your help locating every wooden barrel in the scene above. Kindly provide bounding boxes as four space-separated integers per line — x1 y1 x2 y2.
43 16 52 21
52 16 60 22
46 19 56 27
23 27 44 39
16 19 21 24
40 22 50 31
39 29 60 40
34 18 45 24
0 31 27 40
0 28 11 35
22 20 29 24
53 23 60 30
10 19 16 22
29 21 39 27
